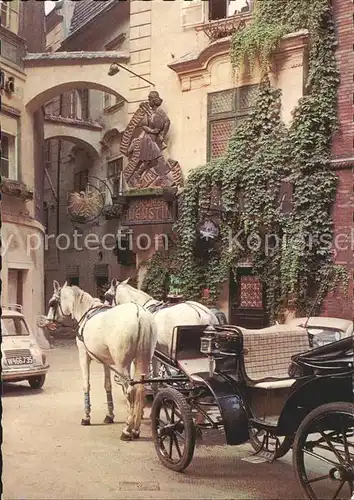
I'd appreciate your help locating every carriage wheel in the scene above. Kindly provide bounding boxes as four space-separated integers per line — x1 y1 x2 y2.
248 428 294 458
151 387 196 472
293 402 354 500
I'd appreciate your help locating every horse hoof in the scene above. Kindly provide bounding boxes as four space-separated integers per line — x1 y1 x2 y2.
120 432 132 441
103 415 114 424
81 418 91 426
132 431 140 440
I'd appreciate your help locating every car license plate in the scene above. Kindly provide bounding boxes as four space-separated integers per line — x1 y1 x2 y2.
6 356 33 366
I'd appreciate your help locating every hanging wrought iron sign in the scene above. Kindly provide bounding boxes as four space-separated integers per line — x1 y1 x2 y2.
198 218 219 241
67 184 105 224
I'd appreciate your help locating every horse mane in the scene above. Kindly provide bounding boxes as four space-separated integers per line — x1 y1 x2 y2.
70 286 101 308
120 283 152 301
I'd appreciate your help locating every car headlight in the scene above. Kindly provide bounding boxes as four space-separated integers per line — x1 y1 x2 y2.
312 331 341 348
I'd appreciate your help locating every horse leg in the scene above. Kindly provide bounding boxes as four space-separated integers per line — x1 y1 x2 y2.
103 366 114 424
120 367 135 441
79 349 91 426
130 361 148 440
131 384 145 440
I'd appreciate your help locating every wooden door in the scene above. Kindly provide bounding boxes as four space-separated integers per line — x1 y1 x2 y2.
230 267 268 329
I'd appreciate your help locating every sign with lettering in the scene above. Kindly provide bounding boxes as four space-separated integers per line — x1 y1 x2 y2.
121 197 174 225
168 274 183 297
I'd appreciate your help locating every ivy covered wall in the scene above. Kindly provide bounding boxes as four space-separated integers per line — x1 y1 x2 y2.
142 0 348 321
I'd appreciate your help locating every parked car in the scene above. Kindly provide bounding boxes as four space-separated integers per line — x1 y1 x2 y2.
287 316 353 348
1 305 50 389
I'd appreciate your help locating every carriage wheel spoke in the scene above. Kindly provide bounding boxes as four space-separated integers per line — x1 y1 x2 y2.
174 428 186 441
171 403 176 424
305 474 330 484
319 431 345 464
303 448 341 467
331 480 345 500
173 435 182 458
340 418 351 463
163 406 171 423
168 436 173 459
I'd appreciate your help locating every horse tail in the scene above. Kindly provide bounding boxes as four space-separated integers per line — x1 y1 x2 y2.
135 306 157 368
131 307 157 435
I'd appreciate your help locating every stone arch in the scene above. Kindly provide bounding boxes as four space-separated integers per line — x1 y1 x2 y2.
26 81 127 113
24 52 130 112
44 135 99 160
44 125 101 158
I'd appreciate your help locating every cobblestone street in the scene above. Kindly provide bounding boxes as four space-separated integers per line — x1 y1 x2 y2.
3 341 309 500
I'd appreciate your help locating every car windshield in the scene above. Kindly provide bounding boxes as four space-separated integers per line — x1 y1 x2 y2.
1 317 30 336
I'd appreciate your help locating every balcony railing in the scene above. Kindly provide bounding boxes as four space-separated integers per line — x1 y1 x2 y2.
196 1 253 43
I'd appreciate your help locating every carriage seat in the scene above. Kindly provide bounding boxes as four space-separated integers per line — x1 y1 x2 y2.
239 325 310 388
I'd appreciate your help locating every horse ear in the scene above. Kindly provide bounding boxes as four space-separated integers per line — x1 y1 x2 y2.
53 280 60 292
121 277 131 285
111 278 118 288
63 281 68 288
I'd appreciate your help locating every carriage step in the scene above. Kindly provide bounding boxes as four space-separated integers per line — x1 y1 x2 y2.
249 418 277 433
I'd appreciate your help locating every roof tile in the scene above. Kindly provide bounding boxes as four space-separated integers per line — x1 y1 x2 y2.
69 0 118 35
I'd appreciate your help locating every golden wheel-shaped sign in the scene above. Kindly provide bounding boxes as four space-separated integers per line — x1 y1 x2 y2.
67 184 106 224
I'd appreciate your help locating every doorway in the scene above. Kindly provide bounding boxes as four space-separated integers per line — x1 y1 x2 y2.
8 269 25 308
229 267 268 329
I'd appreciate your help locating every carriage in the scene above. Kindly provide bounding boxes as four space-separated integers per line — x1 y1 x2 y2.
131 322 354 500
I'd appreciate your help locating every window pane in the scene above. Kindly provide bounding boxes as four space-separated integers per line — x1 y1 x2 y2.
209 89 234 115
1 1 8 26
104 93 111 109
209 0 227 20
81 89 89 120
1 158 9 177
74 170 88 191
210 119 235 159
1 134 10 178
2 318 30 336
1 135 9 159
238 84 259 110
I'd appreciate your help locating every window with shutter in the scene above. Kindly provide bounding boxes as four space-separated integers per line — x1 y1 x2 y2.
207 84 259 160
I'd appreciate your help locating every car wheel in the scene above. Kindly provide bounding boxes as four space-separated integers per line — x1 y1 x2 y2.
28 375 46 389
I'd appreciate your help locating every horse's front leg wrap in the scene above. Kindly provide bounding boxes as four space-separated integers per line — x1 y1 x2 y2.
103 366 114 424
81 391 91 425
103 391 114 424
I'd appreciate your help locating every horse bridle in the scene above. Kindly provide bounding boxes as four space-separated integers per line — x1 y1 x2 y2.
48 288 102 338
48 288 71 322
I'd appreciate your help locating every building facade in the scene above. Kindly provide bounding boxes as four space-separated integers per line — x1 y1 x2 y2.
43 0 353 322
1 0 46 330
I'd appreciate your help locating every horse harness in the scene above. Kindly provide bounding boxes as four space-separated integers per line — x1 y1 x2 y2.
49 289 142 393
107 291 204 319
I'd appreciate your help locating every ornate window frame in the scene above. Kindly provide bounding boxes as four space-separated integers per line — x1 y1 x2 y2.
207 84 258 160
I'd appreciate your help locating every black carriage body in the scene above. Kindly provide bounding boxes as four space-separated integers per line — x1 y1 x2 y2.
155 324 354 448
150 323 354 493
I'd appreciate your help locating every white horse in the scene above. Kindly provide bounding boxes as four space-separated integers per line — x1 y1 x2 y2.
45 281 157 441
104 278 219 356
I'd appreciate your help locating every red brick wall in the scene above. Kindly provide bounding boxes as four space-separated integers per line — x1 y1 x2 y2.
322 0 353 320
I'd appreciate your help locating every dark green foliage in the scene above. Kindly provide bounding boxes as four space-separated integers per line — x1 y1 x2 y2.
143 0 348 319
